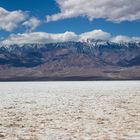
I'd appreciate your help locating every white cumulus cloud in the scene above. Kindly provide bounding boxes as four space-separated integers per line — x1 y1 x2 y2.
22 17 41 32
111 35 131 43
111 35 140 43
0 7 28 31
79 30 111 41
46 0 140 23
1 29 140 45
1 31 79 44
1 29 111 44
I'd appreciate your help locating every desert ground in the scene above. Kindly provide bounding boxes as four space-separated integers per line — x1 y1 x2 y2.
0 81 140 140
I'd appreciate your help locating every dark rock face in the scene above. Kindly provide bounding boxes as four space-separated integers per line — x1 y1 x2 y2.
0 41 140 80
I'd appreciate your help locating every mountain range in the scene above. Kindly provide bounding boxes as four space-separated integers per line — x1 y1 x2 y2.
0 40 140 81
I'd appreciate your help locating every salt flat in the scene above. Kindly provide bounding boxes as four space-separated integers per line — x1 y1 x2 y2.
0 81 140 140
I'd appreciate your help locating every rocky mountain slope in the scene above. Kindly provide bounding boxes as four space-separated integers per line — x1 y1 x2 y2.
0 40 140 80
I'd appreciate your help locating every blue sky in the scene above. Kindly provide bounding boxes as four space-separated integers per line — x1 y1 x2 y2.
0 0 140 44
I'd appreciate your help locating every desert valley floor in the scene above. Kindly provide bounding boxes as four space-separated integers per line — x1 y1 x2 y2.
0 81 140 140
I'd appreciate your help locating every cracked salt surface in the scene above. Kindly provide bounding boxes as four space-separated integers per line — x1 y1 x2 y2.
0 81 140 140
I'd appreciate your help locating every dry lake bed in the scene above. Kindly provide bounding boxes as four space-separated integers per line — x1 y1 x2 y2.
0 81 140 140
